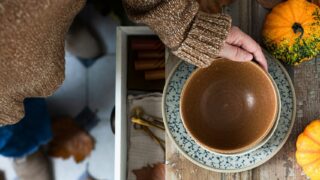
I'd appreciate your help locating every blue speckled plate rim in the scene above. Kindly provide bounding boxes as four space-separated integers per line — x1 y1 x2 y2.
162 51 297 173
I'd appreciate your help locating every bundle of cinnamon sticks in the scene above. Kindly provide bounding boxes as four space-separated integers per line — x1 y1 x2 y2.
131 39 165 81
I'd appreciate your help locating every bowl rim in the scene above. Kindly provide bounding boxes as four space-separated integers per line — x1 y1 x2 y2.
161 50 297 173
179 59 280 154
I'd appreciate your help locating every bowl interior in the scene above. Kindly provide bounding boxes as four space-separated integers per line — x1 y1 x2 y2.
210 75 281 156
180 59 278 154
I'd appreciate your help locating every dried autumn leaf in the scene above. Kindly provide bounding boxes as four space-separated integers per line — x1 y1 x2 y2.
256 0 283 9
133 163 165 180
0 170 4 180
48 117 95 163
197 0 222 13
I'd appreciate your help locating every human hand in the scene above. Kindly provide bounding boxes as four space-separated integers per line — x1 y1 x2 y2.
219 26 268 71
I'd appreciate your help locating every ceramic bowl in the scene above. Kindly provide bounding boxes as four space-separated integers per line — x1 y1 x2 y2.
212 75 281 156
180 59 279 154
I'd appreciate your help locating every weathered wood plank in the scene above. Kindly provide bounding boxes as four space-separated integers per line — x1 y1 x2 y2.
166 144 223 180
224 171 253 180
165 0 319 179
291 58 320 179
227 0 268 42
250 58 320 180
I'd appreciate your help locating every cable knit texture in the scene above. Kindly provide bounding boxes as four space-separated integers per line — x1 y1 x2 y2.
124 0 232 67
0 0 85 125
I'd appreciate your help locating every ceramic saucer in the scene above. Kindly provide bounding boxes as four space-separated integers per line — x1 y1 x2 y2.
162 51 296 172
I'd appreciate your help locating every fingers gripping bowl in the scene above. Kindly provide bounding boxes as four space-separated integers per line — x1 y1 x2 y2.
180 59 280 154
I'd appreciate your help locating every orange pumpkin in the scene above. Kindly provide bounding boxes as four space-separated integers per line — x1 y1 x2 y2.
296 120 320 180
262 0 320 65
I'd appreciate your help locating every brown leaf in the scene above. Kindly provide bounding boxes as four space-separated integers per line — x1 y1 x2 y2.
48 117 95 163
133 163 165 180
197 0 222 13
0 170 5 180
256 0 283 9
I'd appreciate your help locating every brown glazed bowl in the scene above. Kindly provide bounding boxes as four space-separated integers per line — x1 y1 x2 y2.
180 59 279 154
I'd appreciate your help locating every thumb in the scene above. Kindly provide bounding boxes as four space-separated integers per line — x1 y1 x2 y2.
219 44 253 62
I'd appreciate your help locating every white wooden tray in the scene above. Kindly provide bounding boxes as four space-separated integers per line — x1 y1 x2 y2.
114 26 155 180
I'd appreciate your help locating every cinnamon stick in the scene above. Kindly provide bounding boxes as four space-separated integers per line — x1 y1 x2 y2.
144 69 165 80
135 59 165 70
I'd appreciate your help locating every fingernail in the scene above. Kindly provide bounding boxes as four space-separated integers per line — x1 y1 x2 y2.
245 54 253 61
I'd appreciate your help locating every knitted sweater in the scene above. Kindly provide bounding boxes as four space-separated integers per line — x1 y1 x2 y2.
0 0 231 125
124 0 232 67
0 0 85 125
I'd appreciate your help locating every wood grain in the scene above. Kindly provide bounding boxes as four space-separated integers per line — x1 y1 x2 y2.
256 0 283 9
165 0 318 179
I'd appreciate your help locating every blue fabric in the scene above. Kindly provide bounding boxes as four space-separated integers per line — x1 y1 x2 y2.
0 98 52 158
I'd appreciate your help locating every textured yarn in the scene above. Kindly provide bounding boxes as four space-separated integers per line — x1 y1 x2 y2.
0 0 230 125
124 0 232 67
0 0 85 124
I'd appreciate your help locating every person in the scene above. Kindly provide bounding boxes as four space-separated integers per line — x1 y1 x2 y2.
0 0 267 126
0 0 267 179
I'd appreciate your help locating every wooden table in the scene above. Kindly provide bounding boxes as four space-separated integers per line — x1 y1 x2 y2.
165 1 319 179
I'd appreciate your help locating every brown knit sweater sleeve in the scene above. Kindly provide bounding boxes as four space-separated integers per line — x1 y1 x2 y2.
0 0 85 125
123 0 232 68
